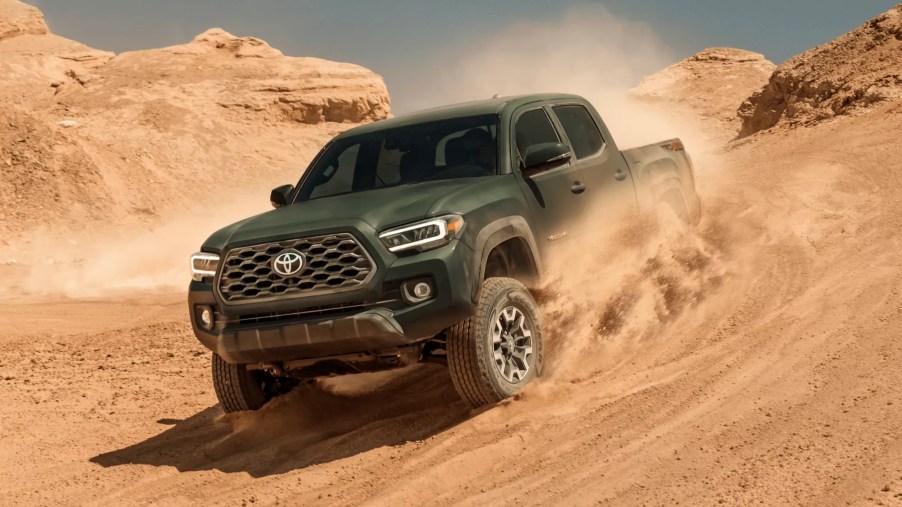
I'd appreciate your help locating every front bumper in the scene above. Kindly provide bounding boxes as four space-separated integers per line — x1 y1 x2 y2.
188 239 477 365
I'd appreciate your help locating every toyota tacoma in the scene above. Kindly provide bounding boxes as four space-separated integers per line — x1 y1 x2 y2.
188 93 701 412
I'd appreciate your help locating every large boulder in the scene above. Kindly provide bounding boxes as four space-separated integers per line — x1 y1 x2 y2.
738 5 902 137
78 28 391 125
0 1 114 106
0 0 46 39
631 47 775 138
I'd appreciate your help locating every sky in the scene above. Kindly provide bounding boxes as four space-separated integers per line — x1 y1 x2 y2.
30 0 899 113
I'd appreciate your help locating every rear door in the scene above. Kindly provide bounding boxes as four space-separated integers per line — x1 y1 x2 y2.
549 103 638 220
511 106 588 251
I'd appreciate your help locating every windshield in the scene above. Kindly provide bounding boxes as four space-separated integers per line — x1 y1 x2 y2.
296 114 499 201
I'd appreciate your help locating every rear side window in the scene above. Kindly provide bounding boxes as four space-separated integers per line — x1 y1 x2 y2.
514 109 559 159
553 105 604 159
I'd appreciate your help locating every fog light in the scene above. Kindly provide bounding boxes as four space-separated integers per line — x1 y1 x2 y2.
198 305 214 330
413 282 432 299
401 279 434 305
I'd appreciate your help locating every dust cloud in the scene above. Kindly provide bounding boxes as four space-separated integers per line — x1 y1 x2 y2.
535 209 737 384
397 6 738 382
401 4 710 150
14 187 275 297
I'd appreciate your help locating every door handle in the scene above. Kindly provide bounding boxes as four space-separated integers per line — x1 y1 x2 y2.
614 170 627 181
571 181 586 194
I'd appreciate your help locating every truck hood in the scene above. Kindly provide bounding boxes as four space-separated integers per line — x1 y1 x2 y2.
202 178 488 252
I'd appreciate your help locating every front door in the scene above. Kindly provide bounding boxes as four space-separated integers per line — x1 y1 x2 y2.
511 107 587 255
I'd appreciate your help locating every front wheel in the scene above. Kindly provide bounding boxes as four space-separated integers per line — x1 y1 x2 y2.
211 353 296 413
447 277 544 407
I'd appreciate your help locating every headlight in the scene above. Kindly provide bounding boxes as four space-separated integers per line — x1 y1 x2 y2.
190 252 220 281
379 215 465 253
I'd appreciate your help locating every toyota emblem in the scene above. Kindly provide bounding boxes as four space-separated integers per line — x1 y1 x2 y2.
272 249 305 277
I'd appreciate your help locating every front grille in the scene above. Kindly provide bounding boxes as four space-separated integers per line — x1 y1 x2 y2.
218 233 376 303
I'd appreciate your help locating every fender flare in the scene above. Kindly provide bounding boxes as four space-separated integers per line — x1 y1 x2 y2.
471 216 542 301
633 157 688 214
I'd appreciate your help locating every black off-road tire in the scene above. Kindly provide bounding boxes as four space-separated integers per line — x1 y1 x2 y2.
447 277 544 407
211 353 295 413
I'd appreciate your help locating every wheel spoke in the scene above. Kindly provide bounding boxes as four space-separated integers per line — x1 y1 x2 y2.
504 307 516 326
512 313 524 334
490 305 533 384
502 357 513 381
511 347 530 370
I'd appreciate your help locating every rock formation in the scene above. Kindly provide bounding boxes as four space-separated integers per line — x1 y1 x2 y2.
738 5 902 137
79 28 391 125
0 1 390 241
0 0 46 39
631 47 775 138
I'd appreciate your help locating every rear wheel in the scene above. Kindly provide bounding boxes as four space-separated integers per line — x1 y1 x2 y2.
447 277 543 407
657 188 690 224
211 353 296 413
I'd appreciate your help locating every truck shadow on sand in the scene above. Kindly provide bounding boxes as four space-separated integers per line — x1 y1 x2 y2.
91 364 470 477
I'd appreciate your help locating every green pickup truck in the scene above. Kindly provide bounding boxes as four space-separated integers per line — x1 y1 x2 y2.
188 93 701 412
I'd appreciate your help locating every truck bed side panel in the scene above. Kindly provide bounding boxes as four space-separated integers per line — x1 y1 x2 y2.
620 138 701 220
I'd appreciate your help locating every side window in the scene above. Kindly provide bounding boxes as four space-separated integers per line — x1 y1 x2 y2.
514 109 559 159
309 143 360 199
375 140 402 186
553 105 604 159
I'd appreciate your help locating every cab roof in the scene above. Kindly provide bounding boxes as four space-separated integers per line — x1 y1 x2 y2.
336 93 584 138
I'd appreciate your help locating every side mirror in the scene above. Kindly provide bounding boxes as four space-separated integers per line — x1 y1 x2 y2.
270 184 294 208
521 142 572 176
